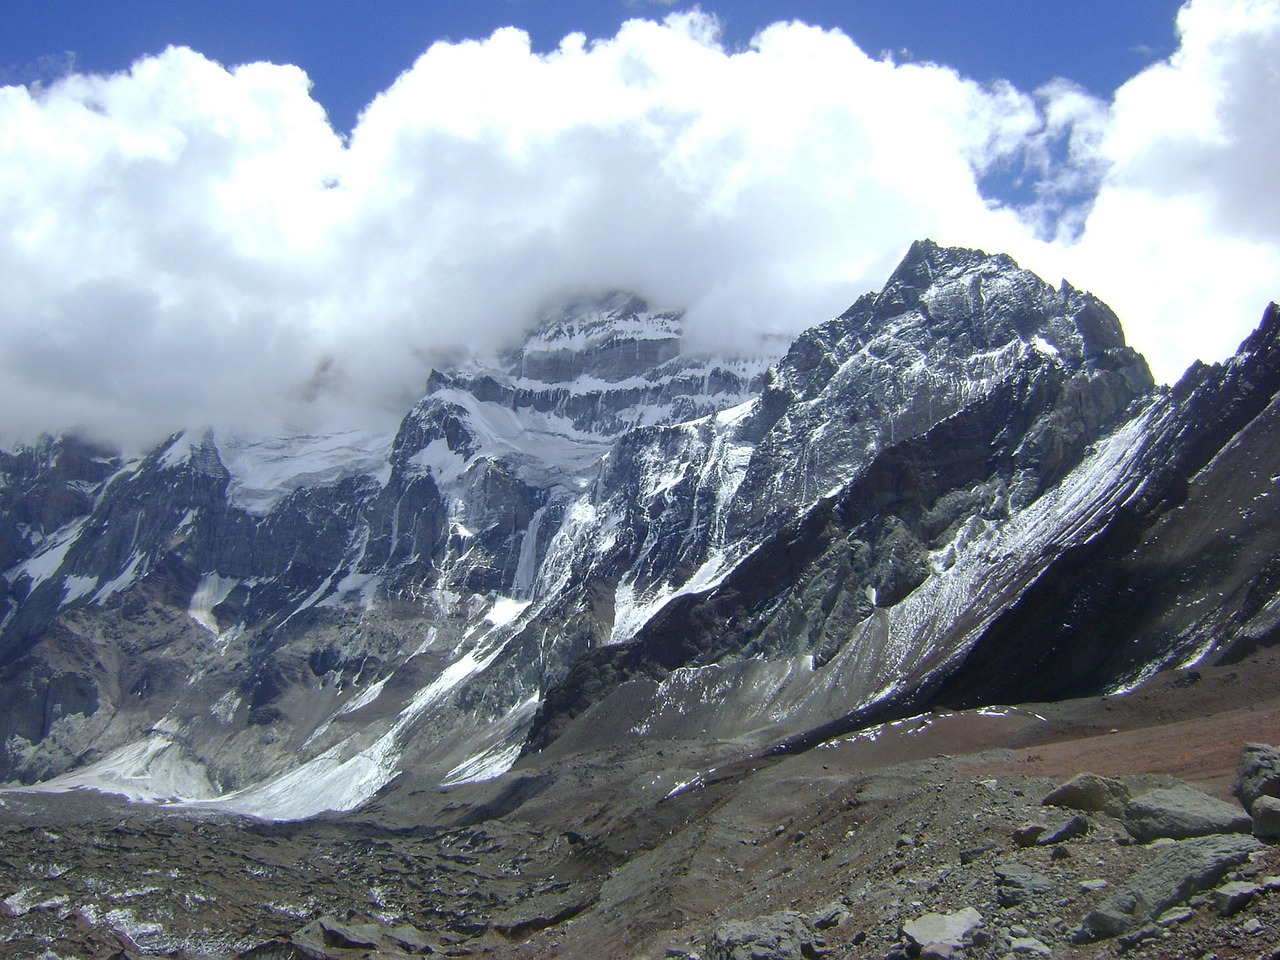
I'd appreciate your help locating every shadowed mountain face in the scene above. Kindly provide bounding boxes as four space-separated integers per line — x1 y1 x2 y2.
0 240 1276 836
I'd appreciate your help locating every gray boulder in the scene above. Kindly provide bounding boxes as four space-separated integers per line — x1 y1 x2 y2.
1212 880 1259 916
706 911 828 960
1042 773 1130 817
901 907 983 949
995 863 1054 906
1073 833 1262 941
1123 784 1251 841
1038 813 1090 845
1252 794 1280 837
1233 742 1280 814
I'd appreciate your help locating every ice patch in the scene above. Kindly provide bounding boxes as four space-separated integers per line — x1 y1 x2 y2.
440 694 541 786
715 398 758 426
424 388 612 485
664 774 705 799
610 548 738 644
188 573 238 634
513 503 550 599
218 429 394 515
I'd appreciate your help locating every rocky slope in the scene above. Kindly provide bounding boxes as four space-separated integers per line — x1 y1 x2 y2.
2 238 1280 958
3 646 1280 959
0 237 1277 839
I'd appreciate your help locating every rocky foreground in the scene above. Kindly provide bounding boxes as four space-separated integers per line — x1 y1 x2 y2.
2 647 1280 960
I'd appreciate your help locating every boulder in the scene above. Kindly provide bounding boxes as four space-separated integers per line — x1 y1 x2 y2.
1073 834 1262 941
1123 784 1251 841
994 863 1054 907
901 907 982 949
706 911 827 960
1010 937 1052 956
1012 823 1046 847
811 902 848 930
1253 794 1280 838
1212 880 1260 916
1042 773 1130 817
1037 813 1090 845
1232 742 1280 814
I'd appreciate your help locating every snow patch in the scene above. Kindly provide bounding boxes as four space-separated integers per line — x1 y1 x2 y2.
210 691 241 723
11 519 85 590
63 574 98 604
197 733 400 820
188 573 238 634
93 552 145 603
441 740 524 787
485 596 531 627
21 733 220 804
337 677 388 716
218 429 393 515
1031 335 1060 358
157 432 197 470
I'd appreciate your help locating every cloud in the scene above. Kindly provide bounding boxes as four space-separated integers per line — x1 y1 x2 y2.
1052 0 1280 381
0 3 1276 450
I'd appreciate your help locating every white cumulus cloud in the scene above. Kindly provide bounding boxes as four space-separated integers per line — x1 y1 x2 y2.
1052 0 1280 381
0 2 1277 450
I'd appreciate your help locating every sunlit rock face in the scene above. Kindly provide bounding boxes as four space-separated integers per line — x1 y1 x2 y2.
3 240 1277 824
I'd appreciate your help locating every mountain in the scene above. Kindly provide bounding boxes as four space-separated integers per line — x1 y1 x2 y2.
1 240 1277 839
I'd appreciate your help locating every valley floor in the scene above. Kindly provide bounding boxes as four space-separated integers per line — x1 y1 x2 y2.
4 647 1280 960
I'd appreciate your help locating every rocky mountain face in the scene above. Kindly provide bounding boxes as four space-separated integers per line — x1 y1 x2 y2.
1 241 1277 839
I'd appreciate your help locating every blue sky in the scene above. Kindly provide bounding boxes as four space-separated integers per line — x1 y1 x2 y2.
1 2 1183 135
0 1 1277 448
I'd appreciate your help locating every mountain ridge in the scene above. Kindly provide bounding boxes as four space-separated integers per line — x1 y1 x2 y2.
0 241 1275 841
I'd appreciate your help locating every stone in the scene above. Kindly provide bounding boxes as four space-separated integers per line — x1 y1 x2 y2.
1155 906 1193 926
995 863 1054 907
1233 742 1280 814
1037 814 1090 845
1010 936 1053 955
1212 880 1260 916
1013 823 1047 847
960 843 996 865
1073 834 1262 941
705 911 826 960
1123 784 1251 841
1079 879 1109 893
1115 924 1161 949
1252 794 1280 837
901 907 983 949
1242 916 1264 935
919 944 954 960
811 902 847 930
1042 773 1130 817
